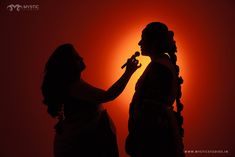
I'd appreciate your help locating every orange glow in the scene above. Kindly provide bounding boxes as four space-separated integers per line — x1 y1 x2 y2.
107 27 150 109
106 24 189 111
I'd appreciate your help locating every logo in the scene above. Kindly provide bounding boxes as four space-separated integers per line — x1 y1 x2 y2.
7 4 22 12
6 4 39 12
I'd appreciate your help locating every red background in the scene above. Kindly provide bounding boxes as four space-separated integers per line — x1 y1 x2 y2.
1 0 235 157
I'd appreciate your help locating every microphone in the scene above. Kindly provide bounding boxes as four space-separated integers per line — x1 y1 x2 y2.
121 51 140 69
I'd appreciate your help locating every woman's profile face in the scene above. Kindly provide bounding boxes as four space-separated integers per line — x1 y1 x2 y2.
138 32 153 56
139 23 169 56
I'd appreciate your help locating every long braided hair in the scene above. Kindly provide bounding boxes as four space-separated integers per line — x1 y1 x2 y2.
167 31 184 139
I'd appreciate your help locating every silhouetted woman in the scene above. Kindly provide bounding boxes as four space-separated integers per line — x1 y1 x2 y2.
41 43 140 157
125 22 185 157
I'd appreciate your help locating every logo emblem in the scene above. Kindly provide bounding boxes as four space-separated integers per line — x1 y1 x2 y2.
7 4 22 12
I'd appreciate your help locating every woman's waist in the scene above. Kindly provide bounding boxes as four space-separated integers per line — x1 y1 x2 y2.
64 105 104 121
132 91 175 105
56 107 105 133
129 98 174 120
132 98 174 109
64 102 102 114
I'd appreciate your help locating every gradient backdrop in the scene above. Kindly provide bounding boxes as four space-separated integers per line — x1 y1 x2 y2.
1 0 235 157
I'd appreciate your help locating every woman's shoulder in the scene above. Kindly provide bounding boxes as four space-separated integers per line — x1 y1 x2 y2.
151 55 176 76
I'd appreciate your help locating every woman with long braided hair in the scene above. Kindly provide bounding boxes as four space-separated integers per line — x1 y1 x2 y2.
125 22 185 157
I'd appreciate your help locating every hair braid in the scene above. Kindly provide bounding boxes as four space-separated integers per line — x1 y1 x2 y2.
167 31 184 138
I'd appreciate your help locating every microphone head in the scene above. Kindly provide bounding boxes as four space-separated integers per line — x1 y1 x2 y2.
134 51 140 57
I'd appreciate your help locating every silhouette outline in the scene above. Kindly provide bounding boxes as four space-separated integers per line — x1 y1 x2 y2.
125 22 185 157
41 43 141 157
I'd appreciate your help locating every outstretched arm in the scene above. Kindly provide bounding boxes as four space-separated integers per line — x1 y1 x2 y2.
70 58 141 104
104 60 140 102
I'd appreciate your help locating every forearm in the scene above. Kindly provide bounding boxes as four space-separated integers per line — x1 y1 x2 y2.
102 56 141 102
105 71 133 101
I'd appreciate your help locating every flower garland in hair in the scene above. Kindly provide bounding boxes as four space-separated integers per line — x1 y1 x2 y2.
167 30 184 138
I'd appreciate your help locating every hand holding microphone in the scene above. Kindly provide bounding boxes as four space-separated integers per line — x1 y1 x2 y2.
122 51 142 73
121 51 140 69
